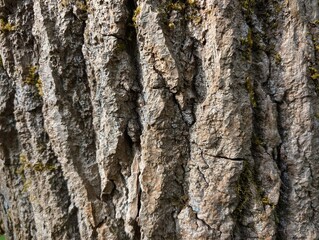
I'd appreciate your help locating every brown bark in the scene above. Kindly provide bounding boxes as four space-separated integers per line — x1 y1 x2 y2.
0 0 319 239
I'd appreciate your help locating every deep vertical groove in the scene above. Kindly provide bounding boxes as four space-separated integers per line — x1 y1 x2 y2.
125 1 142 239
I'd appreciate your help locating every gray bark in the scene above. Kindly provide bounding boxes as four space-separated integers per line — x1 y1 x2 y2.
0 0 319 239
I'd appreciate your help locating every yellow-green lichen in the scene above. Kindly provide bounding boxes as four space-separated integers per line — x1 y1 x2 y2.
76 1 88 11
274 2 283 14
245 28 253 48
24 66 38 85
252 134 264 146
24 66 44 96
187 0 197 6
168 22 175 29
245 77 257 108
235 160 254 214
33 162 57 172
17 152 57 181
309 67 319 80
275 53 282 64
132 6 141 28
240 29 253 61
35 78 43 96
61 0 70 7
240 0 256 15
185 0 201 25
61 0 89 12
235 159 275 217
309 66 317 72
115 42 126 52
311 73 319 80
22 179 32 192
159 0 200 28
16 154 30 177
168 2 186 11
247 29 253 48
186 14 202 25
261 196 274 207
0 19 16 32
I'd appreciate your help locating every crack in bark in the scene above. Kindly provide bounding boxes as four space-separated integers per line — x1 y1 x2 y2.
206 154 245 162
188 205 213 232
200 148 245 162
125 1 142 239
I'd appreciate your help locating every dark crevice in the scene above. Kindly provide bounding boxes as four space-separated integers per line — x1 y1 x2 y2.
259 2 289 236
203 152 245 162
125 1 142 239
274 102 290 240
233 0 284 238
133 182 142 240
125 0 143 135
253 2 288 237
191 46 207 104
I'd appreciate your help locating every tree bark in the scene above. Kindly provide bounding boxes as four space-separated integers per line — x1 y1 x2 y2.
0 0 318 239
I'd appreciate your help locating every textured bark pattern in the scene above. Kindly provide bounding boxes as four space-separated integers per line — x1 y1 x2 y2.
0 0 319 239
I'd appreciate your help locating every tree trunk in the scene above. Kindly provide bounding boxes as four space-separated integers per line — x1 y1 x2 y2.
0 0 318 239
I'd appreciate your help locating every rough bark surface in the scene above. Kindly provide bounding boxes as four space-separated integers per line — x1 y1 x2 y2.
0 0 319 239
